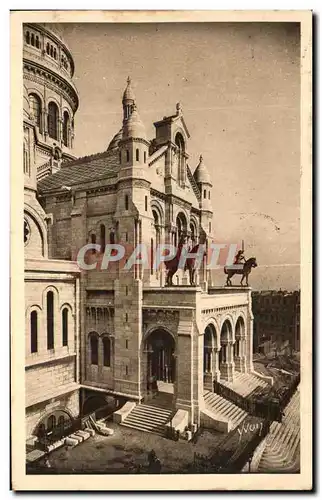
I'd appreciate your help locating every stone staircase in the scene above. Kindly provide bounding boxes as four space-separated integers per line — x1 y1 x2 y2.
204 390 248 431
256 388 300 472
120 403 173 436
220 372 268 397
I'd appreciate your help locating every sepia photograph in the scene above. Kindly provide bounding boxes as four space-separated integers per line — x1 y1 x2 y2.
11 9 312 491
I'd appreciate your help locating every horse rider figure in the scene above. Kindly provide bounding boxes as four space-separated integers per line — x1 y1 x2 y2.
234 249 246 266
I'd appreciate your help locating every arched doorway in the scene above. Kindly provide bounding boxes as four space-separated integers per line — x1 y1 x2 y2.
203 325 214 374
145 329 176 384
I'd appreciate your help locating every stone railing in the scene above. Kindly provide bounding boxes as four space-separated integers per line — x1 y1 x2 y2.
213 380 255 414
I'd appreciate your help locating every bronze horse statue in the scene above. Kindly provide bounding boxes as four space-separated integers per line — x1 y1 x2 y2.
224 257 257 287
164 235 186 286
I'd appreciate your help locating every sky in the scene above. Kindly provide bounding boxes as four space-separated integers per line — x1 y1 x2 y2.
60 22 300 291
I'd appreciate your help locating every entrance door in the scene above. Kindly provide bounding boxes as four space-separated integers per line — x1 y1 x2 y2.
146 329 175 383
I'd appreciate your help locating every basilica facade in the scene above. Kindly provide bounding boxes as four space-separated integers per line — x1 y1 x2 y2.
24 23 272 445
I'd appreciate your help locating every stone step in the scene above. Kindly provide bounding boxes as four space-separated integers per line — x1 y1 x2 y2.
204 390 248 430
126 412 170 426
121 421 166 436
124 414 167 429
120 403 172 436
257 388 300 472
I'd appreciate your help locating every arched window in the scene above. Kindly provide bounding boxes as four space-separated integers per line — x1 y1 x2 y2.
30 311 38 353
50 45 53 57
103 337 111 367
208 191 211 200
126 150 130 162
125 194 129 211
175 132 185 186
47 101 59 140
35 36 40 49
29 94 42 132
62 111 70 147
109 231 115 244
58 415 65 430
145 196 148 211
136 148 139 161
144 151 147 163
203 189 206 199
25 31 30 44
100 224 106 253
62 308 68 347
119 150 122 164
90 335 98 365
31 33 35 46
53 48 57 59
47 415 56 431
209 221 212 233
47 291 54 349
46 42 49 54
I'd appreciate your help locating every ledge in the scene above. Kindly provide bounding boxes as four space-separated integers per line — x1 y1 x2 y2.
25 258 81 274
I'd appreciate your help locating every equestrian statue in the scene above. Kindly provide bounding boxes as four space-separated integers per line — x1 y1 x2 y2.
224 248 257 287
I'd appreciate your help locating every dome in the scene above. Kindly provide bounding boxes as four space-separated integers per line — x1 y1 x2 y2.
123 76 135 102
122 105 146 140
194 155 212 185
23 85 30 119
107 128 123 151
40 23 65 43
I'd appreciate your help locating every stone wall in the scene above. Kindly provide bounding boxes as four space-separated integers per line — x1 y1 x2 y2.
26 388 79 439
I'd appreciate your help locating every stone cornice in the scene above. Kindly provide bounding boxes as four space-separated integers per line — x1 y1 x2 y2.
25 23 75 76
24 59 79 112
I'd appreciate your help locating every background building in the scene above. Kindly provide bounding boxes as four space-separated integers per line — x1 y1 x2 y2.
252 290 300 354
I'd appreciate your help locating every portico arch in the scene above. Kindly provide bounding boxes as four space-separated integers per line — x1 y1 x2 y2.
144 328 176 384
203 323 220 389
220 319 234 381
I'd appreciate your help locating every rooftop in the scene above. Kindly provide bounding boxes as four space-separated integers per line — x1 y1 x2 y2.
38 150 119 193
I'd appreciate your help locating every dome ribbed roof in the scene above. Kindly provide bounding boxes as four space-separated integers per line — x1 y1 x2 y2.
123 76 135 102
194 155 212 185
23 85 30 118
122 105 146 140
107 128 123 151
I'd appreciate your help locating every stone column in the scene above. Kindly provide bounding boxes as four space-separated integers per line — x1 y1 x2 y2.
220 342 235 382
213 348 221 382
236 338 247 373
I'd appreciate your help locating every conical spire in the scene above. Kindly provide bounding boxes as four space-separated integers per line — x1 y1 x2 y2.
122 102 146 140
123 76 135 104
194 155 212 185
